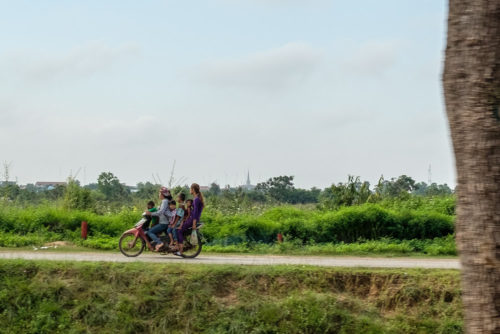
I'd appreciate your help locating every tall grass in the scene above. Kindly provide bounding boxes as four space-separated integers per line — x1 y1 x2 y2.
202 204 454 245
0 203 455 254
0 260 463 334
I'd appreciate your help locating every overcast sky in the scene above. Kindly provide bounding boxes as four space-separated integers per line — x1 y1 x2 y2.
0 0 454 189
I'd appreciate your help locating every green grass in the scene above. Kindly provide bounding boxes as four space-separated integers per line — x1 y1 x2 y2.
0 233 457 257
0 260 462 333
204 235 457 256
0 203 454 242
0 203 457 256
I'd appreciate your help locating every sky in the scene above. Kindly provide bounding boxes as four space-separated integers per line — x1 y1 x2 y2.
0 0 454 189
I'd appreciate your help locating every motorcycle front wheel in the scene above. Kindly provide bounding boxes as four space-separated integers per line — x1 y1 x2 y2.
119 233 145 257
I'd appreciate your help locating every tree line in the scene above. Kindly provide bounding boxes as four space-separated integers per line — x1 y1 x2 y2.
0 172 453 213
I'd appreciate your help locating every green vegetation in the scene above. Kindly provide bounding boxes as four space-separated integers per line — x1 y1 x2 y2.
202 204 454 245
203 235 456 256
0 260 462 333
0 173 457 256
0 203 456 256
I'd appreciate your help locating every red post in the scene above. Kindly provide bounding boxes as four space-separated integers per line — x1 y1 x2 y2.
277 233 283 243
81 221 88 240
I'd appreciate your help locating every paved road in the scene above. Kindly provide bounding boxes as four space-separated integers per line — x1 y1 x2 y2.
0 251 460 269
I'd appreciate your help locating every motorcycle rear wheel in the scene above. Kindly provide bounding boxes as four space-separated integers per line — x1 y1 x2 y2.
181 232 202 258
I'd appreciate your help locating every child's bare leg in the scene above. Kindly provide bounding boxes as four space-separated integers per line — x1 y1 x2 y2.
168 233 174 246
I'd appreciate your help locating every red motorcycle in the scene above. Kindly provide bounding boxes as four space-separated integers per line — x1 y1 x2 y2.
119 214 203 258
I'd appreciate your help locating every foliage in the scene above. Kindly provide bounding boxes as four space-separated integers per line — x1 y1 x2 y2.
1 172 455 216
0 171 457 256
379 196 456 216
0 202 455 252
413 182 453 196
97 172 130 201
0 233 457 256
375 175 417 198
0 260 463 334
63 180 94 210
319 175 371 209
134 182 158 200
203 235 457 256
202 204 454 245
255 175 320 204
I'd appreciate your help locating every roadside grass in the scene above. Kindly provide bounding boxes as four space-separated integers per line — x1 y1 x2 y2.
0 260 462 334
204 235 456 257
0 233 457 257
0 203 455 244
0 203 457 257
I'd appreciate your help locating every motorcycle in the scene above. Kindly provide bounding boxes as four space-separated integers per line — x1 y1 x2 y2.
119 213 203 258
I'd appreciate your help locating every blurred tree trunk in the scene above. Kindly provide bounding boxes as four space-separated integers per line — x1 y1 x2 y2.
443 1 500 333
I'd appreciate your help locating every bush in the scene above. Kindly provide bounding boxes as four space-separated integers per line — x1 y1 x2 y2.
0 205 138 238
203 204 454 245
0 203 455 252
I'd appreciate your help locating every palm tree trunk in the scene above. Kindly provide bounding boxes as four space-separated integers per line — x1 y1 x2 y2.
443 1 500 333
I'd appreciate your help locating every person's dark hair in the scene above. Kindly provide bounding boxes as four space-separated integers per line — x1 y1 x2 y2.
147 201 155 207
191 183 205 206
178 193 186 201
169 200 177 206
186 199 193 207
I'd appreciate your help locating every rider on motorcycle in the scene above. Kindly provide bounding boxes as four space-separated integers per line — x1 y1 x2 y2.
144 187 174 251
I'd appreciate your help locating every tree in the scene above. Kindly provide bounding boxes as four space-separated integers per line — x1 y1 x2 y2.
97 172 130 200
443 1 500 332
413 182 453 197
0 183 20 201
256 175 295 203
44 184 66 201
135 182 158 200
320 176 371 209
375 175 416 198
208 183 221 196
63 180 93 210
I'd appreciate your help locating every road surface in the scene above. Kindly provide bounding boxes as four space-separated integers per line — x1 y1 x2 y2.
0 250 460 269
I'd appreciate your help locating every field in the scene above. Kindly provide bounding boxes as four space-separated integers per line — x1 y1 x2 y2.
0 260 462 334
0 202 456 256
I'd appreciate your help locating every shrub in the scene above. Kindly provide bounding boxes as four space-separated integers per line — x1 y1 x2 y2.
0 203 455 250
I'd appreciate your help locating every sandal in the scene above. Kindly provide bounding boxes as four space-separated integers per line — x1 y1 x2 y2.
155 243 164 252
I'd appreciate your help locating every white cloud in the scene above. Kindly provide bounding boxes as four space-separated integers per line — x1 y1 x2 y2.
191 42 322 92
5 41 140 82
343 41 398 76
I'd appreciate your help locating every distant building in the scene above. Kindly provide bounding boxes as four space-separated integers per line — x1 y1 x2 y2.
242 171 255 191
127 185 139 193
35 181 67 190
200 186 210 192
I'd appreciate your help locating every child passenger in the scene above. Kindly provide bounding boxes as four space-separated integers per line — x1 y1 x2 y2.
176 199 193 243
185 199 193 222
167 194 186 248
142 201 158 231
